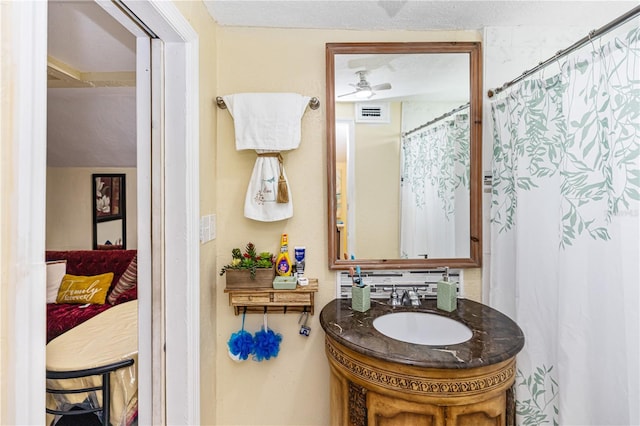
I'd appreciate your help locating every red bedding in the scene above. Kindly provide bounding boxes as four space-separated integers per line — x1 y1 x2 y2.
45 250 137 343
46 286 137 342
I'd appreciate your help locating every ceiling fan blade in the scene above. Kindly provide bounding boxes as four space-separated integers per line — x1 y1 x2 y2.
371 83 392 91
338 91 358 98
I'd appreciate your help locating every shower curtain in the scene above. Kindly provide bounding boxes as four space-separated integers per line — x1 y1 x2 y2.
400 111 470 259
489 25 639 425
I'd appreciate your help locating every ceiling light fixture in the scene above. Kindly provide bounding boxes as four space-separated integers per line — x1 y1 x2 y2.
355 89 373 99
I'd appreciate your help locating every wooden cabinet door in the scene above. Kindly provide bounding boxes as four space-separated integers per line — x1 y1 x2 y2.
367 391 446 426
445 392 506 426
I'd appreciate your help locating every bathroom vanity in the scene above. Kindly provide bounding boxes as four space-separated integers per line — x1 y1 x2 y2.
320 298 524 426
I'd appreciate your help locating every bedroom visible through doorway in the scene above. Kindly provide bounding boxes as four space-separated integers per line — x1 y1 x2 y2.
46 2 143 424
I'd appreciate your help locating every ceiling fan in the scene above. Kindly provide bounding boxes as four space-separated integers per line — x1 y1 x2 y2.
338 70 392 99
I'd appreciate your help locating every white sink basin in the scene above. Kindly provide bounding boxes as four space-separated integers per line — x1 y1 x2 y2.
373 312 473 346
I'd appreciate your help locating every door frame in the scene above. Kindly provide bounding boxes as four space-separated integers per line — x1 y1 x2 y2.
5 1 200 424
1 2 49 424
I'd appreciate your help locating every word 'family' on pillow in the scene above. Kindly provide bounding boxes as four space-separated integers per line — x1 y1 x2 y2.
46 260 67 304
56 273 114 305
108 255 138 305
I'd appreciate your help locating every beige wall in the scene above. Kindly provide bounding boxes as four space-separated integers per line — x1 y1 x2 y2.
215 26 332 426
0 6 16 419
46 167 137 250
215 26 481 426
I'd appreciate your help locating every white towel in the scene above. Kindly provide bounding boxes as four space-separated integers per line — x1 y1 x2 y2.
244 151 293 222
222 93 310 151
222 93 311 222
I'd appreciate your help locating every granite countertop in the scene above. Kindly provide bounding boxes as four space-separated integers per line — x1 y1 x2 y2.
320 298 524 369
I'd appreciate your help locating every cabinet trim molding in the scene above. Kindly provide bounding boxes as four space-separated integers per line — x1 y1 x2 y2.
326 336 515 399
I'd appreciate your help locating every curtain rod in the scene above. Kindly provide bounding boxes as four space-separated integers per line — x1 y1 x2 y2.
402 103 469 137
487 5 640 98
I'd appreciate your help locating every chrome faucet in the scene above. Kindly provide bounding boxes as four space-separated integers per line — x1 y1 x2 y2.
386 285 402 307
385 285 422 307
401 289 421 307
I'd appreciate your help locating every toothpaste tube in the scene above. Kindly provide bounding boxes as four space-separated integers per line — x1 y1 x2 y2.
294 246 306 278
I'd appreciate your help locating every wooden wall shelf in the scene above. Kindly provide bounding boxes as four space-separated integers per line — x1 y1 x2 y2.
224 279 318 315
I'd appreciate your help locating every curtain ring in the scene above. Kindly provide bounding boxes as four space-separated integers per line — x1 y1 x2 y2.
587 29 598 54
554 50 563 76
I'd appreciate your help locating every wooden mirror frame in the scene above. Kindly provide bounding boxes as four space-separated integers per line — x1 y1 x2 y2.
326 42 482 270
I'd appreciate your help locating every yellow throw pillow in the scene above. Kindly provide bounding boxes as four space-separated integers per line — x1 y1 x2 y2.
56 273 114 305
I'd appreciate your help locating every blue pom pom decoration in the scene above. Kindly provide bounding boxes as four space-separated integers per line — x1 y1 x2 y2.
228 329 255 361
228 311 254 361
252 327 283 361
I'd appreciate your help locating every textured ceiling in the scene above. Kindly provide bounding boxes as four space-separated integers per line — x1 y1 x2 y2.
48 87 137 167
204 1 639 30
48 0 136 167
47 0 639 167
48 0 136 72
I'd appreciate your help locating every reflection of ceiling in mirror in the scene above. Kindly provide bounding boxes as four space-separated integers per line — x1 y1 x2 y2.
335 53 469 103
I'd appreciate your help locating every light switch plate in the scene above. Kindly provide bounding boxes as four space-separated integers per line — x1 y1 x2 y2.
209 214 216 241
199 216 208 243
200 214 216 243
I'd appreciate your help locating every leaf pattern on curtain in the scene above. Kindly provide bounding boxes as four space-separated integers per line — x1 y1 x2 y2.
490 25 639 425
492 27 640 248
515 366 559 426
401 112 470 219
491 76 567 234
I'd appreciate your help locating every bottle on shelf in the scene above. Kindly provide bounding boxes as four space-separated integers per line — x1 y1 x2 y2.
294 246 306 278
275 233 292 276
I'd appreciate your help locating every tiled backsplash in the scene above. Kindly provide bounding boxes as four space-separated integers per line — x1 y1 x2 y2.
336 269 463 300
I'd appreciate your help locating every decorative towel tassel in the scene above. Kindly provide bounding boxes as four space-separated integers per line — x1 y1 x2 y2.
277 155 289 204
256 152 290 203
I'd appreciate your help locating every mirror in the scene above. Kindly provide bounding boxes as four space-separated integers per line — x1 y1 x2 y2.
92 173 126 250
326 42 482 270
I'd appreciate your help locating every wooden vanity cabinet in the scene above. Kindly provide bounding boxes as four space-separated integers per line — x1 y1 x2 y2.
327 337 514 426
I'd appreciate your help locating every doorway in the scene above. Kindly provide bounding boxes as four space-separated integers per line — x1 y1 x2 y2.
46 2 140 424
6 1 200 425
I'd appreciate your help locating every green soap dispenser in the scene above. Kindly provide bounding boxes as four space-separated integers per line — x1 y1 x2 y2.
437 267 457 312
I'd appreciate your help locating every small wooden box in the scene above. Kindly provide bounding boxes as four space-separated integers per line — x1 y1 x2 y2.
225 267 275 289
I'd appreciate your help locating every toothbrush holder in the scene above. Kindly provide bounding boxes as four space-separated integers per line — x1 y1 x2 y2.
351 285 371 312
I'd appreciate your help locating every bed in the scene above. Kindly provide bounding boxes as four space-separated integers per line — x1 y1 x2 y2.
45 250 137 343
46 300 138 426
45 250 138 425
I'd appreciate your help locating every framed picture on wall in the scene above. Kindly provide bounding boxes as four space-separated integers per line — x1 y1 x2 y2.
94 174 124 221
92 173 126 250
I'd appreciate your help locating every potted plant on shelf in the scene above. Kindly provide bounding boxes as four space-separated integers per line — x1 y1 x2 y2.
220 242 275 289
